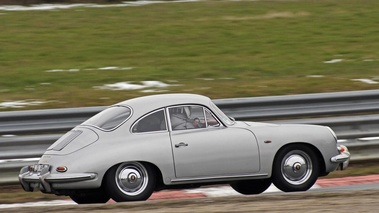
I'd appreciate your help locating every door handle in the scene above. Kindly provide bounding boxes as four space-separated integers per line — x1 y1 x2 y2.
175 142 188 148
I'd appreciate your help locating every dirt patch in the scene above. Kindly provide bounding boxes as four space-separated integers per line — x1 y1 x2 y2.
222 11 310 21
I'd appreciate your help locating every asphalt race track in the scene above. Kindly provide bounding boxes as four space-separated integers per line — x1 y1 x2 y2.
3 187 379 213
2 175 379 212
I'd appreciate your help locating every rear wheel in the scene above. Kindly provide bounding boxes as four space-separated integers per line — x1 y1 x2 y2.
272 144 319 192
69 189 110 204
105 162 156 202
230 179 272 195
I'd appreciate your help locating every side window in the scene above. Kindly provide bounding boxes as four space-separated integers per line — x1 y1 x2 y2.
205 109 220 127
169 105 206 131
132 110 167 133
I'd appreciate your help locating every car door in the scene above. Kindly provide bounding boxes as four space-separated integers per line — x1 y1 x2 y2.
168 105 260 179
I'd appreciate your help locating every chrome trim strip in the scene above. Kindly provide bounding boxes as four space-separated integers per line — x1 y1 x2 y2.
46 173 96 182
19 173 96 183
171 173 268 183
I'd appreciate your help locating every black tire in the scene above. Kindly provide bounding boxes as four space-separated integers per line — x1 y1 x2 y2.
272 144 319 192
105 162 156 202
69 189 110 204
230 179 272 195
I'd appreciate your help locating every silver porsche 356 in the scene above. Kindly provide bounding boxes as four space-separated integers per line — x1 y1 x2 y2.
19 94 350 204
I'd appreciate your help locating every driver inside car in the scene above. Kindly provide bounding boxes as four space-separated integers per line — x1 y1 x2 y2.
170 106 196 130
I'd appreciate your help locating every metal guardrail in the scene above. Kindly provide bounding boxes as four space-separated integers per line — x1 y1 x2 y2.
0 106 103 135
1 89 379 184
217 89 379 120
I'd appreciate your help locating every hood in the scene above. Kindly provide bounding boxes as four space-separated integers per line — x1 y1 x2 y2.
241 121 280 127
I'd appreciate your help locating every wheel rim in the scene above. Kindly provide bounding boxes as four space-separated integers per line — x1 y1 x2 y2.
115 162 148 196
281 150 313 185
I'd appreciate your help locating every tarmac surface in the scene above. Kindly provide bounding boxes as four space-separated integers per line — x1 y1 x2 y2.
2 174 379 210
149 174 379 200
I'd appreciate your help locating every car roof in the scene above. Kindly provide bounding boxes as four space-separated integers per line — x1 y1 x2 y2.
115 93 212 116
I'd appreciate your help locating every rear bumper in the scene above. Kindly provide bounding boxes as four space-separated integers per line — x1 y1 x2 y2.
19 165 96 193
330 145 350 170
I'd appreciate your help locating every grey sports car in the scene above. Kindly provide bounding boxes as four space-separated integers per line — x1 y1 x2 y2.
19 94 350 204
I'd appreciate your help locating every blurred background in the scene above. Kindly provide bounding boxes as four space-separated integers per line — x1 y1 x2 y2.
1 0 378 110
1 0 379 209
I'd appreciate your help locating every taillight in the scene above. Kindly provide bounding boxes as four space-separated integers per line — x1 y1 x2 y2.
56 166 68 173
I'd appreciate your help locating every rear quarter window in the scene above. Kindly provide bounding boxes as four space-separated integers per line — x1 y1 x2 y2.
132 109 167 133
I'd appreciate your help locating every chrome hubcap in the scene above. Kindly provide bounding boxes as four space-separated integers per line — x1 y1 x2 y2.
115 162 148 196
281 150 312 185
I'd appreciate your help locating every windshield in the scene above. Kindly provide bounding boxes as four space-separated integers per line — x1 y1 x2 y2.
210 101 235 126
82 106 132 130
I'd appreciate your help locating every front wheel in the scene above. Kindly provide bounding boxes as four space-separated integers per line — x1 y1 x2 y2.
230 179 272 195
105 162 156 202
272 144 319 192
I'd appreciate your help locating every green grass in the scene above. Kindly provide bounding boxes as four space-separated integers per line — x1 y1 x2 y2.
1 0 379 109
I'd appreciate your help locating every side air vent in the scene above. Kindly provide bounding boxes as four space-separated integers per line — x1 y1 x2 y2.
52 130 83 151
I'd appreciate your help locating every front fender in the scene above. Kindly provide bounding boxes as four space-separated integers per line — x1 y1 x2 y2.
247 123 340 176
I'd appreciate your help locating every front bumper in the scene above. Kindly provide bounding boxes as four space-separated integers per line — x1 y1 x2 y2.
330 145 350 170
19 165 97 193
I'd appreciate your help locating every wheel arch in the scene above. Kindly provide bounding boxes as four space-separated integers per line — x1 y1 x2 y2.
273 142 326 177
101 161 165 191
